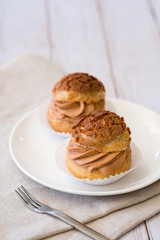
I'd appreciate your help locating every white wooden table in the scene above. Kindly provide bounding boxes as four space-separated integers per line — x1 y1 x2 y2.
0 0 160 239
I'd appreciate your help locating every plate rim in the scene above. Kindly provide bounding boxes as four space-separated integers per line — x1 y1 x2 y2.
9 98 160 196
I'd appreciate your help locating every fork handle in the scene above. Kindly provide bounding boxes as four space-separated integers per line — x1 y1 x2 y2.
48 209 109 240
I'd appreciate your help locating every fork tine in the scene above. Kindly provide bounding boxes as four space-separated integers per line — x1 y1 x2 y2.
20 185 41 206
16 187 38 208
15 189 29 204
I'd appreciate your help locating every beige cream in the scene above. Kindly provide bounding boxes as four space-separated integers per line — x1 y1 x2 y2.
67 140 131 176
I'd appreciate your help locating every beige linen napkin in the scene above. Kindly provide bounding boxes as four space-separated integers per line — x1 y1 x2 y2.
1 53 160 240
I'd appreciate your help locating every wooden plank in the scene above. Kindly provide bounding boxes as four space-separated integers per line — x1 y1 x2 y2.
119 223 149 240
47 0 116 96
147 0 160 38
146 213 160 240
150 0 160 22
98 0 160 113
0 0 50 65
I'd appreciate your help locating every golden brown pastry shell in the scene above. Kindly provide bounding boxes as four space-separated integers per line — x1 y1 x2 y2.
53 90 105 104
53 72 105 104
53 72 105 93
72 110 131 152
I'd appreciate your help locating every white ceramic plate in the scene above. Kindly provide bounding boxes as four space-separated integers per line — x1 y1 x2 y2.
9 98 160 196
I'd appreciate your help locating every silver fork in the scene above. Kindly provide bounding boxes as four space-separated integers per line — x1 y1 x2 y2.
15 186 109 240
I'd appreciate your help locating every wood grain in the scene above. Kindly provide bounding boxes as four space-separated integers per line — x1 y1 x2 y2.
0 0 50 65
146 213 160 240
44 0 54 61
119 223 149 240
96 0 119 97
98 0 160 113
147 0 160 38
47 0 116 96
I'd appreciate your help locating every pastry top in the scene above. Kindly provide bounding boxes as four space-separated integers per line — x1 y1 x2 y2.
53 73 105 93
72 110 131 152
52 73 105 103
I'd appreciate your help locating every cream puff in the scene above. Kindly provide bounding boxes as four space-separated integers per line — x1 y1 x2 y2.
47 73 105 133
66 110 131 180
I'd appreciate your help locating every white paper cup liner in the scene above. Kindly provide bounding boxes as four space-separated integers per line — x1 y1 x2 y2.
55 138 143 185
38 99 70 138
